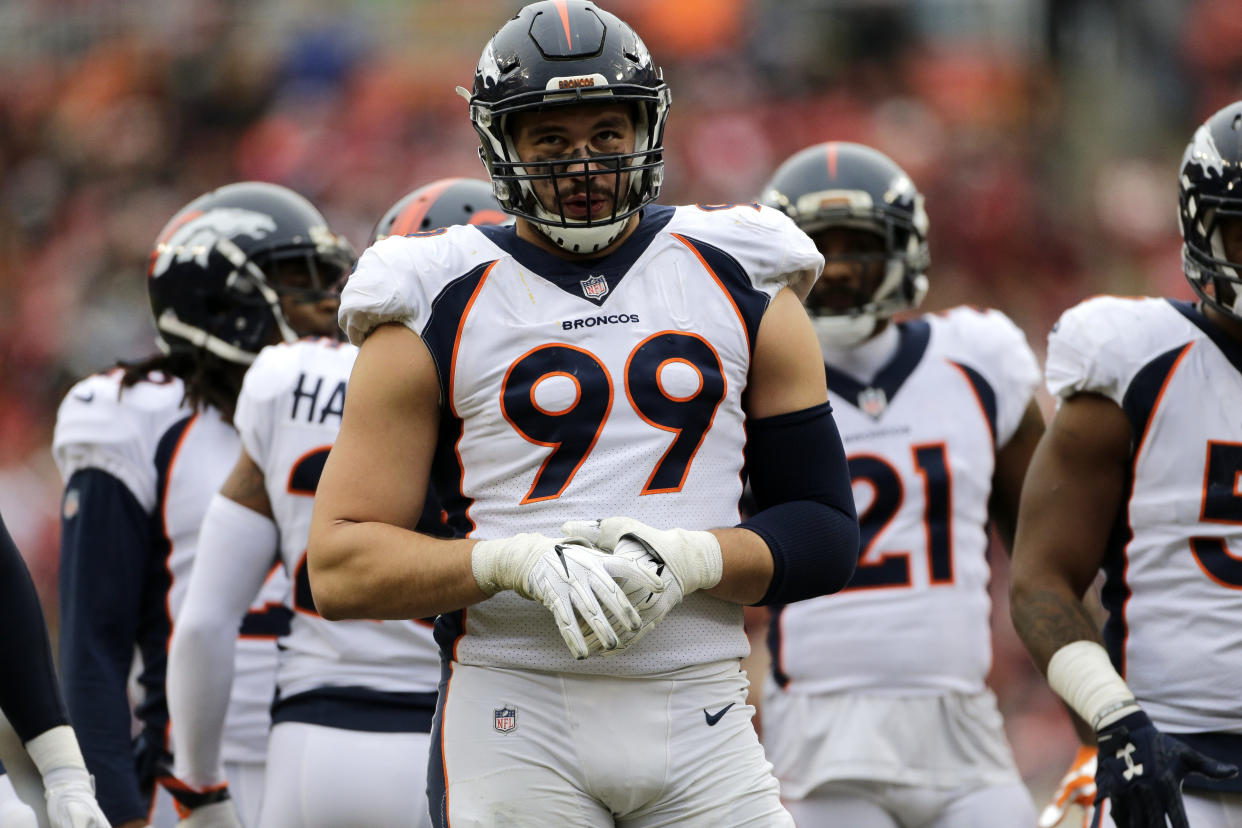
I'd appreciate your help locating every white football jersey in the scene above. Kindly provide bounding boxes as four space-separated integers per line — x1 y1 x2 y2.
770 307 1040 695
53 369 287 763
340 203 823 676
234 338 441 700
1046 296 1242 735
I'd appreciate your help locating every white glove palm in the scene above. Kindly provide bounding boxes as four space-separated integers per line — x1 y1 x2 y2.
472 533 664 659
41 768 109 828
562 518 723 655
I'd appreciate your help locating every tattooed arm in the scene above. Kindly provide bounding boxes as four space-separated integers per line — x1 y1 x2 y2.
1009 392 1130 671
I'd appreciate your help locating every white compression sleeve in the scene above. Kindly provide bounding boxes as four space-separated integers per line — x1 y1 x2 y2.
167 494 279 788
1046 640 1140 730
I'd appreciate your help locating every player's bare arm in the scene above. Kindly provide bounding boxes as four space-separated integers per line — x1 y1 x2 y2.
1009 392 1131 672
707 287 830 604
988 399 1045 552
308 323 487 620
218 449 273 518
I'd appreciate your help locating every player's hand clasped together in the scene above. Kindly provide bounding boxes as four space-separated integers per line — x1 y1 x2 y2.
563 517 724 654
471 532 665 659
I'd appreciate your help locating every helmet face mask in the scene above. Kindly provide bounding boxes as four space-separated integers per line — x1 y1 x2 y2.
1180 101 1242 322
761 142 930 347
147 182 355 364
466 0 671 255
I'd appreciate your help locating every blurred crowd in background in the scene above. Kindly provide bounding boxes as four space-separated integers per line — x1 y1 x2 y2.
1 0 1240 804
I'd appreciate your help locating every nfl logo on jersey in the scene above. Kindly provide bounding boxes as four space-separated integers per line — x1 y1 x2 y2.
858 387 888 419
494 706 517 733
580 274 609 300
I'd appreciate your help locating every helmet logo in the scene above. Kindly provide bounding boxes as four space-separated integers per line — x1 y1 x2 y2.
558 76 596 89
580 273 609 300
476 41 502 89
150 208 275 278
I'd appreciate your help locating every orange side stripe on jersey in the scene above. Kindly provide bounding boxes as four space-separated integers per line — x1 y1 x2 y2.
158 413 199 765
449 261 500 533
1119 340 1193 677
944 359 995 445
670 233 751 351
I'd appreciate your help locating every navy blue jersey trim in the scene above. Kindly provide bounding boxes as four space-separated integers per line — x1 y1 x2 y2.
1098 344 1191 673
272 686 437 733
947 360 998 445
671 234 770 354
238 602 293 638
1170 299 1242 376
476 205 675 306
824 319 931 412
421 262 493 536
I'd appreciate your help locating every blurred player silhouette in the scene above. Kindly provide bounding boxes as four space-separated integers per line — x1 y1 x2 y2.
53 182 353 828
306 2 860 826
1010 101 1242 828
165 178 508 828
757 141 1044 827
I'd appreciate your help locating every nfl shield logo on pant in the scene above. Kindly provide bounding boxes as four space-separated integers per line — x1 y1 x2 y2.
494 706 517 733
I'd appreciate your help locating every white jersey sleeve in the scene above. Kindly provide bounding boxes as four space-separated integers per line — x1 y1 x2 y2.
665 204 824 300
1045 296 1178 406
52 372 189 512
933 306 1041 446
339 226 500 345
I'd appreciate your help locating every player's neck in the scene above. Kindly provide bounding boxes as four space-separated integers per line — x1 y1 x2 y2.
821 322 899 385
515 215 640 260
1202 301 1242 344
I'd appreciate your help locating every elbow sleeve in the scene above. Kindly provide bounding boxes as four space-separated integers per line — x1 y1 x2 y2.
739 402 860 605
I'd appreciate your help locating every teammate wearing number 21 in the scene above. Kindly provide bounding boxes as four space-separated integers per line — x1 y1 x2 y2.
757 142 1044 827
1010 101 1242 828
306 2 859 826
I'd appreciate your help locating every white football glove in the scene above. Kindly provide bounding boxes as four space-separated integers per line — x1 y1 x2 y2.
578 535 681 655
1038 746 1097 828
563 517 723 656
41 767 109 828
562 517 723 595
472 533 664 659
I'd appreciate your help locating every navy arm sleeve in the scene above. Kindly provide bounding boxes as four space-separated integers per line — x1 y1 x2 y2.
0 510 69 742
58 468 156 824
740 401 859 605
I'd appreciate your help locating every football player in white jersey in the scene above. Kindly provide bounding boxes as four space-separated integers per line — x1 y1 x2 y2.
164 178 509 828
755 141 1045 827
0 510 110 828
306 2 860 826
53 182 353 828
1010 101 1242 828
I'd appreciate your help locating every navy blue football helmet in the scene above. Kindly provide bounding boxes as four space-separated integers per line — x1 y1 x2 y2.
1180 100 1242 321
146 182 355 364
369 177 512 246
761 142 929 346
464 0 671 254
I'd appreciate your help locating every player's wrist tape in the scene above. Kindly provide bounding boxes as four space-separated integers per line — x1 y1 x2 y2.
24 726 87 777
1046 640 1140 730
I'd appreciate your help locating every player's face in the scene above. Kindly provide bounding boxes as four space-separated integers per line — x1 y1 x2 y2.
510 103 637 222
269 256 344 340
807 226 887 313
1222 216 1242 264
